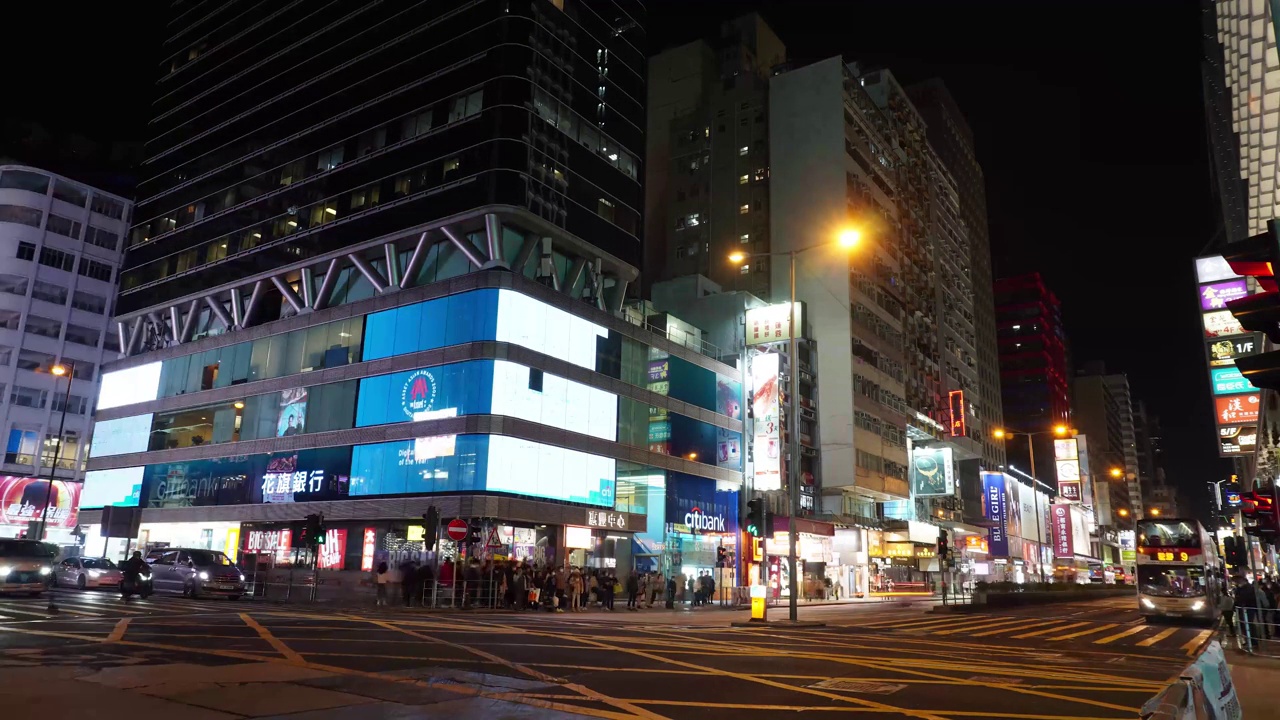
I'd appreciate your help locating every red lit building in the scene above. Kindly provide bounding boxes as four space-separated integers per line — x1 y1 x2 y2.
994 273 1072 473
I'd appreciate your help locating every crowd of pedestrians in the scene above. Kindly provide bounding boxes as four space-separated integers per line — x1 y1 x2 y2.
372 557 725 612
1231 574 1279 650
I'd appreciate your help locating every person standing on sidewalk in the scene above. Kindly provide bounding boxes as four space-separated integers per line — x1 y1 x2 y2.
568 567 583 612
375 561 391 606
626 572 639 610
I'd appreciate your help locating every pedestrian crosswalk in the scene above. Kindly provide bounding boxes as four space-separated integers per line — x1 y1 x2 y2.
0 590 246 622
847 612 1219 653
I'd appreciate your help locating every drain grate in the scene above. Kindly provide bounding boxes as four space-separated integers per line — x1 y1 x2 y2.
809 679 908 694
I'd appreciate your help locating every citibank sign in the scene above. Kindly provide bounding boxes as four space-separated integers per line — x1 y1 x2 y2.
685 506 727 533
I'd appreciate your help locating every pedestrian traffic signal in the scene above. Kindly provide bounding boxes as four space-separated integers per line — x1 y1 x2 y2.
466 519 482 544
422 505 440 547
301 513 325 546
936 529 950 560
746 498 766 538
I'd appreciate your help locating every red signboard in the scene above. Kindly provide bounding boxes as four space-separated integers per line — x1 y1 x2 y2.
1050 503 1073 558
360 527 376 572
0 476 80 530
948 390 966 437
317 528 348 570
1214 393 1260 425
245 529 293 563
446 518 469 541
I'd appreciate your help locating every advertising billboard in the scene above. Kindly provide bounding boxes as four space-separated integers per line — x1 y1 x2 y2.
1207 336 1260 367
1054 437 1081 500
745 303 802 346
1214 393 1260 425
97 362 162 411
1211 367 1256 395
981 472 1009 556
1053 438 1078 460
1202 310 1246 338
1200 279 1249 310
666 475 739 534
1195 255 1241 283
0 476 80 529
751 352 782 492
1051 503 1073 558
317 528 348 570
1057 481 1082 502
909 446 955 496
81 467 144 508
1218 425 1257 456
276 388 308 437
88 414 153 457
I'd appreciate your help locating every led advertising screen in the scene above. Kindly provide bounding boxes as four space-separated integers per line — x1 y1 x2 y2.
97 362 162 410
1211 367 1255 395
1195 255 1241 284
1199 279 1249 310
1219 425 1257 456
1202 310 1246 338
88 414 153 457
317 529 348 570
1207 336 1260 367
486 434 615 507
1214 393 1260 425
909 446 954 497
496 289 608 371
276 388 308 437
81 467 144 508
490 360 617 441
751 352 782 491
0 476 81 528
981 472 1009 556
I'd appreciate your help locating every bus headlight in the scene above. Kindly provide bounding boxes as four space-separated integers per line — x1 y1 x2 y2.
1141 598 1155 609
0 566 11 577
39 567 51 576
1191 600 1205 611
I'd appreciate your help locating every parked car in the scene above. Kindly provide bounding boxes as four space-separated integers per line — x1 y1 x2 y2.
146 548 246 599
0 539 54 596
55 557 122 590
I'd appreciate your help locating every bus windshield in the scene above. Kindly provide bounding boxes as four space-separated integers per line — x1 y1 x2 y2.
1138 565 1206 597
1136 520 1202 549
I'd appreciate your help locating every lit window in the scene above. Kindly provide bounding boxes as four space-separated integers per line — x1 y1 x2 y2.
739 174 748 184
740 264 750 274
704 127 710 137
739 146 749 156
739 204 749 214
443 157 460 180
687 213 700 227
740 233 750 243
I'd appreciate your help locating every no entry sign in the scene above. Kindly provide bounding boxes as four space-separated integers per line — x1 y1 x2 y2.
446 518 468 541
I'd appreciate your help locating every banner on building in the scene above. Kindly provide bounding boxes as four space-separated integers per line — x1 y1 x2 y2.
981 472 1009 557
750 352 782 491
666 474 739 535
0 476 80 530
909 446 954 497
1051 503 1074 558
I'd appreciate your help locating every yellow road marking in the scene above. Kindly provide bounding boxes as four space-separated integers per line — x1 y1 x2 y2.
239 613 303 663
969 620 1067 637
1094 625 1147 644
1048 623 1118 641
1009 622 1090 639
870 615 990 630
1182 630 1213 656
932 618 1035 636
106 619 129 642
618 700 1133 719
1136 626 1179 647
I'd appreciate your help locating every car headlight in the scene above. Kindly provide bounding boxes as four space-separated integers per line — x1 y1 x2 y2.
0 566 11 576
88 570 103 577
39 567 51 576
198 571 209 581
239 573 246 582
1192 600 1205 611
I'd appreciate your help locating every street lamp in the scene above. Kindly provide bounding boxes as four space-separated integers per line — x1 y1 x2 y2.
37 361 74 613
1149 507 1161 517
1110 467 1123 479
991 423 1074 582
729 227 861 623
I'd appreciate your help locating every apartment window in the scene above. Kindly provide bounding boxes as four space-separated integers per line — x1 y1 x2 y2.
739 117 748 127
740 264 750 274
740 233 750 243
279 158 307 186
30 280 66 305
393 175 412 196
85 226 120 251
0 275 26 297
52 180 87 207
356 128 387 157
0 205 43 228
316 145 344 172
5 429 39 465
401 110 433 138
51 394 88 415
739 174 748 185
15 350 54 372
23 315 61 339
0 311 20 331
738 146 749 156
739 204 749 215
103 331 121 354
448 90 483 123
686 213 701 227
45 214 82 239
39 246 75 272
64 324 100 348
349 185 381 210
442 157 460 181
0 345 12 366
597 198 616 223
71 290 106 314
90 195 125 220
0 170 49 194
16 242 35 261
78 258 113 283
10 386 47 409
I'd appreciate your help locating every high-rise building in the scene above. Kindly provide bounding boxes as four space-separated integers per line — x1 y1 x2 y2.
73 2 756 578
1071 363 1140 553
994 272 1071 481
907 80 1005 473
0 165 129 542
1200 1 1249 245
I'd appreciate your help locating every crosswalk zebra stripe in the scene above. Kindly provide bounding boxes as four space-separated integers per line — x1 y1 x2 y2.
1047 623 1118 641
1009 621 1090 639
968 619 1069 637
1136 626 1179 647
1093 625 1147 644
932 618 1033 636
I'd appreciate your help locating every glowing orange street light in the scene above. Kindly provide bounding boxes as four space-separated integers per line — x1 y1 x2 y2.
1117 508 1130 517
1149 508 1161 517
1110 467 1123 479
992 428 1007 440
1053 424 1070 436
728 252 746 264
51 364 67 377
837 228 861 248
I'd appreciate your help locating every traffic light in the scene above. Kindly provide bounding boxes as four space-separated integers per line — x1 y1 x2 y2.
466 518 483 544
1223 535 1248 566
423 505 440 547
301 513 325 546
1222 225 1280 389
746 498 766 538
936 529 950 560
1241 489 1278 536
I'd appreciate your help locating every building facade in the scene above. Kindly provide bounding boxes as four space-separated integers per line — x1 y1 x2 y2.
0 165 129 542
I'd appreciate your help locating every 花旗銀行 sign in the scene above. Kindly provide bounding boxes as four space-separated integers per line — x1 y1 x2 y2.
1199 279 1249 310
1211 367 1256 395
1214 393 1260 425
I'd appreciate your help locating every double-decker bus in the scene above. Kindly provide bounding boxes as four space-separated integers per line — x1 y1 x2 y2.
1135 517 1224 623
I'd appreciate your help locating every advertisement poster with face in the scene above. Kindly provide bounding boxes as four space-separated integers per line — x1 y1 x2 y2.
750 353 781 491
0 476 81 529
277 387 308 437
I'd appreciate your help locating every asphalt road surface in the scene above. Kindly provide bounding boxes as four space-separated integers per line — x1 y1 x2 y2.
0 590 1217 719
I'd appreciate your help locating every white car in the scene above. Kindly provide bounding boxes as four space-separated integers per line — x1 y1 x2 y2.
56 557 122 590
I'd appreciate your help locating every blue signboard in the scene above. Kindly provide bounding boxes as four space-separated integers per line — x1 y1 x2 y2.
982 472 1010 557
1211 366 1255 396
665 474 739 534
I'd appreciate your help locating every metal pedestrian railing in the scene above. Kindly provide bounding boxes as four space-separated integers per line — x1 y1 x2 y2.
1228 605 1280 657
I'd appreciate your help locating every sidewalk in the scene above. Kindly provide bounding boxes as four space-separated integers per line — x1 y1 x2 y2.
1226 650 1280 719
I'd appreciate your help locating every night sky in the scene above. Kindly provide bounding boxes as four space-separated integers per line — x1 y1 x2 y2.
2 2 1226 514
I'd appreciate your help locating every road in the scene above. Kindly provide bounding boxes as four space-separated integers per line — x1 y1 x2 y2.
0 589 1218 719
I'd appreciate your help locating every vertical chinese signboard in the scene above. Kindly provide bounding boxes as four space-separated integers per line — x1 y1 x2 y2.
1051 503 1074 558
981 472 1009 557
750 352 782 491
948 390 965 437
1196 255 1263 458
1053 438 1082 502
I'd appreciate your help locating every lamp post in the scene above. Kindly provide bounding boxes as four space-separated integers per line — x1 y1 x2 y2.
37 360 74 613
730 228 860 623
993 424 1072 582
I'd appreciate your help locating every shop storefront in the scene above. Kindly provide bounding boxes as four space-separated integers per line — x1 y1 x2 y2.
829 526 868 599
763 516 833 599
663 474 739 601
